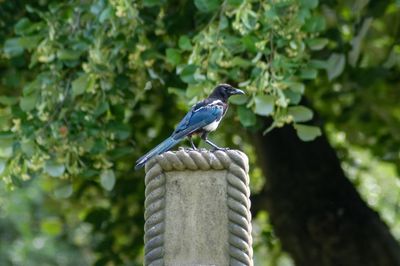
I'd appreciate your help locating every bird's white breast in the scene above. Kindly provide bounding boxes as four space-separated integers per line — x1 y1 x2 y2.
203 120 221 132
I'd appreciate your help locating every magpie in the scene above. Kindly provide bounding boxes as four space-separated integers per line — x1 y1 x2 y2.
135 84 245 170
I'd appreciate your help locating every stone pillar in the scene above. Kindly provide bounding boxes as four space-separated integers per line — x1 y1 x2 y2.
144 149 253 266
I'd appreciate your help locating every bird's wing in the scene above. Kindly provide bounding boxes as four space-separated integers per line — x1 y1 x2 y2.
173 102 224 139
174 100 205 132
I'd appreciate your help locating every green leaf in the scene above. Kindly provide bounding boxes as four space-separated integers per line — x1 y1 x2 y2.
0 149 12 159
326 53 346 80
303 15 326 33
20 94 38 111
99 6 113 22
180 65 198 84
44 161 65 177
18 36 42 50
231 57 251 67
227 0 243 6
166 48 181 65
288 106 314 122
0 137 13 158
254 95 275 116
307 38 328 50
300 0 319 9
21 139 35 157
238 106 256 127
283 89 302 105
242 35 257 53
300 68 318 80
194 0 220 13
57 49 82 61
11 175 23 187
230 94 248 105
294 124 322 141
0 96 18 106
41 218 62 236
242 10 258 30
23 79 40 95
100 169 116 191
289 82 305 94
219 15 229 30
349 18 373 67
54 184 73 199
15 19 43 35
186 85 201 98
72 73 94 97
14 18 31 34
0 160 6 175
178 36 192 51
93 101 109 117
309 59 327 69
4 38 24 57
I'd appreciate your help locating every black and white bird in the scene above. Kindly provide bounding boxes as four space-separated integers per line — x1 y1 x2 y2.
135 84 245 169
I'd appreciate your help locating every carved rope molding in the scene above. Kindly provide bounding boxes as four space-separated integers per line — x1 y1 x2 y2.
144 149 253 266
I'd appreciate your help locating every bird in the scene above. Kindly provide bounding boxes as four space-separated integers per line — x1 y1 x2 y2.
135 83 245 170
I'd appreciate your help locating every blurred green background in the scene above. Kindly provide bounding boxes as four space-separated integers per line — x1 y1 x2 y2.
1 0 400 265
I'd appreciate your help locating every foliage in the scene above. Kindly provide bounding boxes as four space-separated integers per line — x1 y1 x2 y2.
309 0 400 171
0 0 400 265
0 178 91 266
178 0 325 138
0 0 326 186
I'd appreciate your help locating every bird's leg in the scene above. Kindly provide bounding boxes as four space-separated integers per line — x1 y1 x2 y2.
187 135 197 150
200 132 227 151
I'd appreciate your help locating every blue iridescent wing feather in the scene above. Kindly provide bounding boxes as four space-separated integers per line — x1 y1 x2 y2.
172 103 223 139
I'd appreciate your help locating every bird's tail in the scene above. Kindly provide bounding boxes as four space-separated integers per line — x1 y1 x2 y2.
135 136 181 170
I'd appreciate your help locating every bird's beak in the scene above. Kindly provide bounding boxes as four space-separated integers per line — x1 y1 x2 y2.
232 88 245 95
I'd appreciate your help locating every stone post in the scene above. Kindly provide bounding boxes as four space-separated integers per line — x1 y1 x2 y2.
144 149 253 266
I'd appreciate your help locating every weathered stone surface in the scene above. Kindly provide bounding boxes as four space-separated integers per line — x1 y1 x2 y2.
164 170 229 265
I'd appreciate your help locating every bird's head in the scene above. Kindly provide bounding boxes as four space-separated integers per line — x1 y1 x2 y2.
209 83 245 102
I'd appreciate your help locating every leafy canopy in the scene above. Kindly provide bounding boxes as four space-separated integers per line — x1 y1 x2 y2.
0 0 325 185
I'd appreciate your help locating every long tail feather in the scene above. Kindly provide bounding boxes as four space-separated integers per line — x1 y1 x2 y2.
135 136 181 170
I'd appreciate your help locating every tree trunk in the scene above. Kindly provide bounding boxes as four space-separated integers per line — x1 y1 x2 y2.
251 125 400 266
